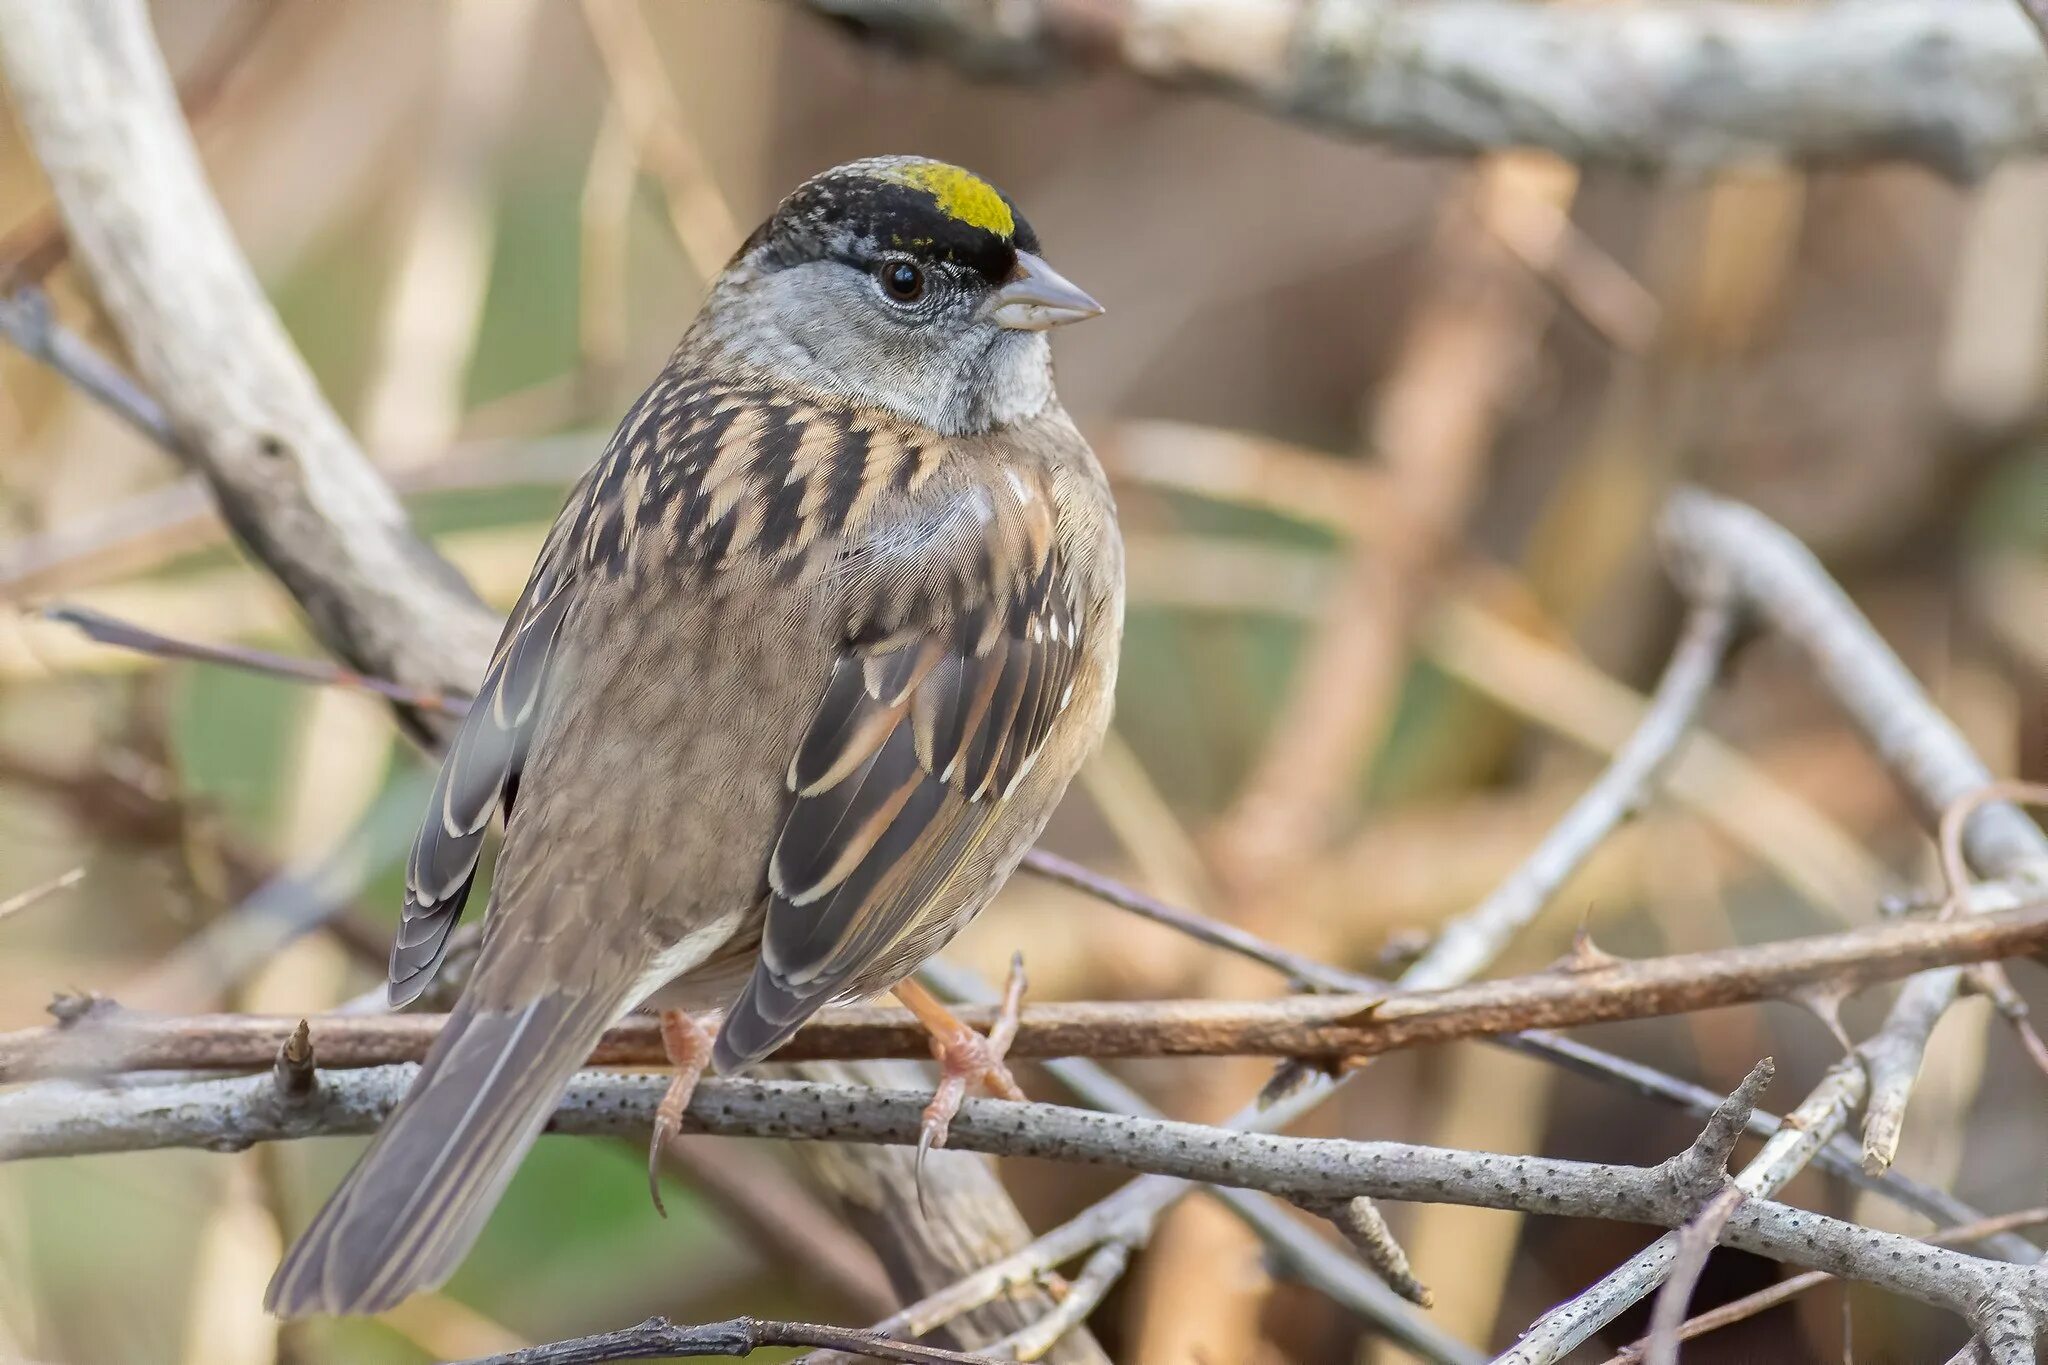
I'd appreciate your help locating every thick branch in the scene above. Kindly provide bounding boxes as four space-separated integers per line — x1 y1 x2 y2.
799 0 2048 176
5 1060 2044 1334
1661 489 2048 882
0 0 499 727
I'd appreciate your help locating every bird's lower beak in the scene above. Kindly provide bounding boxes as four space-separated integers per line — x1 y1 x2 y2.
985 250 1105 331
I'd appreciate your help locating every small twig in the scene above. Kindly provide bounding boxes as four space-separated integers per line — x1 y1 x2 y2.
270 1018 315 1102
985 1242 1131 1363
1642 1185 1746 1365
1661 490 2048 881
14 899 2045 1080
1858 971 1956 1177
37 604 471 715
1495 489 2048 1362
21 1054 2039 1349
1310 1196 1433 1308
1399 584 1736 990
1024 851 2034 1257
1938 781 2048 916
0 865 84 923
798 0 2048 175
917 962 1472 1361
453 1313 1008 1364
1966 964 2048 1081
0 288 176 446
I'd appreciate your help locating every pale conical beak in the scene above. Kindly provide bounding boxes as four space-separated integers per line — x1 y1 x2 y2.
985 250 1105 331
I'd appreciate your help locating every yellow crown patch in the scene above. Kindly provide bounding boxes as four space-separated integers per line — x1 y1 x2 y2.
874 161 1015 239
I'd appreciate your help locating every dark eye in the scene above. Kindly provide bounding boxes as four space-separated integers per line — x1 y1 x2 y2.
879 259 925 303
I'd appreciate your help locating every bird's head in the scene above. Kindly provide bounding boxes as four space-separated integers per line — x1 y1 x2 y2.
699 156 1103 434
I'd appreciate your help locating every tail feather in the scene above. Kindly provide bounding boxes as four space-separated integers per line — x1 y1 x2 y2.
265 989 620 1317
713 967 829 1073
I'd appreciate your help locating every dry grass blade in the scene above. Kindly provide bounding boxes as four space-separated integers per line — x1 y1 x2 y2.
0 867 84 924
1641 1185 1745 1365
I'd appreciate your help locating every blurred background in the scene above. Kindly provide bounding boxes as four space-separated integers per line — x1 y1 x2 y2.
2 2 2046 1361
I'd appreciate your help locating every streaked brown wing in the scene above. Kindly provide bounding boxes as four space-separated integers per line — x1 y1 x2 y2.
388 526 578 1006
715 486 1084 1068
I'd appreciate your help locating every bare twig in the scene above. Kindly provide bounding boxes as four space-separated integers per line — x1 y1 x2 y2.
799 0 2048 175
39 604 469 714
919 962 1474 1361
270 1018 315 1102
985 1242 1129 1363
1022 850 2035 1257
1310 1197 1433 1308
451 1314 1009 1364
14 1057 2045 1338
11 898 2045 1079
1400 592 1737 990
1642 1185 1746 1365
0 0 279 290
1938 781 2048 916
0 0 501 733
1660 490 2048 882
1858 972 1959 1178
0 288 175 446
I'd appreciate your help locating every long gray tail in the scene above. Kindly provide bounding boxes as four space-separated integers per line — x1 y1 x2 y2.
265 988 620 1317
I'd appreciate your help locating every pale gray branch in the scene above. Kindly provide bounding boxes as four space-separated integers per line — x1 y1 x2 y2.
800 0 2048 176
0 0 499 727
5 1059 2044 1338
1660 490 2048 883
1498 493 2048 1361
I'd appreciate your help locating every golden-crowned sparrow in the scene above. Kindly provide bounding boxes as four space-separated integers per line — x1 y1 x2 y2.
266 156 1122 1317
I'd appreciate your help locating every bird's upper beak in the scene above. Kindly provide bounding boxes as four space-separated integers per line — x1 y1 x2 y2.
985 250 1105 331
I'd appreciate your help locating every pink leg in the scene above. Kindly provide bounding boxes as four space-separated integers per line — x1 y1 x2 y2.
647 1009 715 1218
892 954 1029 1164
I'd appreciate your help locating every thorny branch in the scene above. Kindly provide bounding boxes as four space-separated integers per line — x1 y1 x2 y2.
8 1059 2048 1343
9 895 2046 1078
1493 494 2048 1361
1021 851 2040 1262
5 2 2048 1360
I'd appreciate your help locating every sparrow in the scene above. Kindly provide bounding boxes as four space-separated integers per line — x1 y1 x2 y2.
265 156 1122 1317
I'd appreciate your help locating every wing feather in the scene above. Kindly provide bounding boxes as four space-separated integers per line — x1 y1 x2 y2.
390 562 574 1007
715 478 1087 1071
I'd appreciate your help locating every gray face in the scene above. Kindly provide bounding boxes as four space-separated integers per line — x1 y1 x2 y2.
696 249 1056 436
